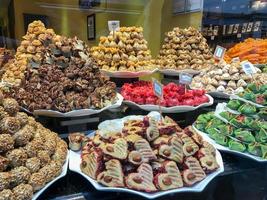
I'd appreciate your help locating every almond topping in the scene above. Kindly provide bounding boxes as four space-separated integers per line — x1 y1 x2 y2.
133 154 142 162
104 176 113 183
163 149 171 157
162 176 172 186
187 173 196 180
106 146 114 152
186 146 193 153
133 176 143 184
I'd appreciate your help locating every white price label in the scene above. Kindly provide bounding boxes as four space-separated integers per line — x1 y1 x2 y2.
227 24 234 34
242 23 248 33
253 21 261 32
179 73 193 85
241 61 256 75
247 22 253 32
108 21 120 32
152 79 163 99
214 45 226 60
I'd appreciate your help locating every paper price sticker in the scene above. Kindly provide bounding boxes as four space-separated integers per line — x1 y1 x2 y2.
152 79 163 99
241 61 256 75
108 21 120 32
214 45 226 60
231 57 240 63
179 73 193 85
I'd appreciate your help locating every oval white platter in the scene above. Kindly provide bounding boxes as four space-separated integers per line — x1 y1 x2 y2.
208 91 230 99
69 112 224 199
32 151 69 200
159 69 200 76
230 94 266 108
100 69 159 78
192 126 267 162
21 93 123 118
123 94 214 113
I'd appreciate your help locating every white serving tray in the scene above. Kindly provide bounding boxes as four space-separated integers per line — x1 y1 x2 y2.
69 113 224 199
159 69 200 76
22 93 123 118
123 94 214 113
100 69 158 78
32 151 69 200
193 126 267 162
230 94 265 108
208 92 230 99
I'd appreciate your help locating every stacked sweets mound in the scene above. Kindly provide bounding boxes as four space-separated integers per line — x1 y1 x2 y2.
4 21 117 113
78 116 219 192
191 60 266 94
2 21 55 86
91 26 156 72
0 93 68 200
157 27 215 71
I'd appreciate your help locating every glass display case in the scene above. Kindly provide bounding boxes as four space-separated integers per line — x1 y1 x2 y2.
0 1 266 200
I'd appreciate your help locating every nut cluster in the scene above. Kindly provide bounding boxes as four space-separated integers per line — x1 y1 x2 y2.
91 26 156 72
0 95 67 200
157 27 214 70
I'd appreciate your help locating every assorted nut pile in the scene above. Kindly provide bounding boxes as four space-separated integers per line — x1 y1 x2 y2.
6 35 116 112
3 21 117 113
157 27 215 70
79 116 219 192
2 21 55 85
91 27 156 72
0 95 68 200
191 61 265 94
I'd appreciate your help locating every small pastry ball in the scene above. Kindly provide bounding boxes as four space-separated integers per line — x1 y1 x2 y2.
0 155 10 172
0 107 8 120
10 166 30 187
15 112 29 127
0 172 11 191
3 98 19 116
1 117 21 134
37 150 51 167
39 164 58 183
24 138 43 158
12 125 34 147
28 172 46 191
48 160 62 177
6 148 28 168
25 157 41 173
0 134 14 153
12 184 33 200
0 189 14 200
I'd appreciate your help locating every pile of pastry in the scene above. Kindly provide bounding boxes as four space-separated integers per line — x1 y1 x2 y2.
157 27 215 70
2 21 55 86
0 94 68 200
91 26 156 72
3 21 117 113
191 60 265 94
79 116 219 192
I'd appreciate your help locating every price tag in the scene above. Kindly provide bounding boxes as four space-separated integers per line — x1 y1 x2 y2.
179 73 193 85
227 24 234 35
246 22 253 32
233 24 239 34
152 79 163 99
108 21 120 32
242 23 248 33
231 57 240 63
214 45 226 60
253 21 261 32
241 61 256 75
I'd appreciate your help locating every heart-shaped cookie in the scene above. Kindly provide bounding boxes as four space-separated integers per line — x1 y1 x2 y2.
126 163 157 192
185 126 203 146
103 138 128 160
181 134 199 156
159 135 184 164
199 155 219 173
182 156 206 186
80 149 103 179
134 139 157 162
128 151 143 165
146 118 160 141
97 159 124 187
154 161 183 190
152 135 170 148
122 126 145 137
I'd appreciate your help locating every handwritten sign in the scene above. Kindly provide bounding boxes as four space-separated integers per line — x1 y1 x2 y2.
214 45 226 60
